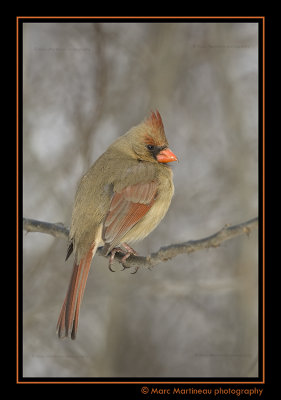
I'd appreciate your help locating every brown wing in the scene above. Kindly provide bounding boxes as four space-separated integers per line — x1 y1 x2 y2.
103 181 158 254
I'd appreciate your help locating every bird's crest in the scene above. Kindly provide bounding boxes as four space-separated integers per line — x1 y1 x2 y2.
143 110 167 145
145 110 164 132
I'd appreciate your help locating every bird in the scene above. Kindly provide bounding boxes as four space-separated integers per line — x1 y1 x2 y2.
57 110 177 339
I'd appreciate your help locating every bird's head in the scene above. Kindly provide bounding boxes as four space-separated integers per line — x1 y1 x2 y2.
128 110 178 164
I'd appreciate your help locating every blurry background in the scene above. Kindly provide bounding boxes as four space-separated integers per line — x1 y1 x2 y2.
22 22 258 378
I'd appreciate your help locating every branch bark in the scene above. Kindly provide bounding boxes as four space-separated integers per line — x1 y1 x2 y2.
23 218 69 240
22 216 258 270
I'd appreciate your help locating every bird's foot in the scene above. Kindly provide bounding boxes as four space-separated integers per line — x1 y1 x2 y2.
108 247 123 272
108 243 139 274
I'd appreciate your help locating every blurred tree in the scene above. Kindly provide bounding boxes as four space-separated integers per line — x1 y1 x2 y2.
22 21 258 378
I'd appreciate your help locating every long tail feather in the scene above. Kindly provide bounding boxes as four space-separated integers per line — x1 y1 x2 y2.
57 243 97 339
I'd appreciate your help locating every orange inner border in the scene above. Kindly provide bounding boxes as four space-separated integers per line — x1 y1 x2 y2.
16 16 265 385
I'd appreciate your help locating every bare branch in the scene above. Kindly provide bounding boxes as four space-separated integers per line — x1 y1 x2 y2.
23 218 69 240
22 216 258 269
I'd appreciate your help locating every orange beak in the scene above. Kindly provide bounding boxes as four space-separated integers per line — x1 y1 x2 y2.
156 148 178 163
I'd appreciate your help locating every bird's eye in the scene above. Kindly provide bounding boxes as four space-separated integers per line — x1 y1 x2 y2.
146 144 155 151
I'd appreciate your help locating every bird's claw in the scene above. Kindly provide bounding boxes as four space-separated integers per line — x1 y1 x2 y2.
108 243 139 273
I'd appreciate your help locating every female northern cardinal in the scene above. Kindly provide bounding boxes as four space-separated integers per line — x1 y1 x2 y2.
57 110 177 339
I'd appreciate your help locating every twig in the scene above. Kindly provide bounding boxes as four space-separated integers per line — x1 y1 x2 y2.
23 218 69 240
22 216 258 269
